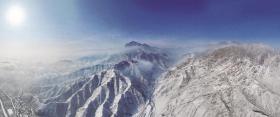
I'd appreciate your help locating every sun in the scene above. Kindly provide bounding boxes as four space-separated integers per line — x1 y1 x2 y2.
5 5 26 26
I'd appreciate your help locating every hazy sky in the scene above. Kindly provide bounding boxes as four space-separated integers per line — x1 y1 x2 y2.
1 0 280 60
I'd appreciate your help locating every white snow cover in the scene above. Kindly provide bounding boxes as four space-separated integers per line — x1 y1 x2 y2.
17 42 280 117
152 44 280 117
36 41 170 117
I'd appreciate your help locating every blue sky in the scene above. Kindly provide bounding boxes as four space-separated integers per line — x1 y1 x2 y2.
77 0 280 42
1 0 280 60
1 0 280 42
1 0 280 41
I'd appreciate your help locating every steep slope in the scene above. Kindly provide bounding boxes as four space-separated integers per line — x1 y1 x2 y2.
37 70 145 117
153 44 280 117
32 64 113 100
36 41 170 117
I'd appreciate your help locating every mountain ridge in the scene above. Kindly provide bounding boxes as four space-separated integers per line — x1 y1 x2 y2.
34 41 171 117
152 43 280 117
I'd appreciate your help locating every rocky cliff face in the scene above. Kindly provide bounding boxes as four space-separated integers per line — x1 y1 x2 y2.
152 44 280 117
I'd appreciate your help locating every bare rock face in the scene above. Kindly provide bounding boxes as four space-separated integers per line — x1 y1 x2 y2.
152 44 280 117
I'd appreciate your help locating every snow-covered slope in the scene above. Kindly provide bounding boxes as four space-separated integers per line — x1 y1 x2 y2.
25 41 280 117
36 41 170 117
3 41 280 117
152 44 280 117
37 70 145 117
32 64 114 100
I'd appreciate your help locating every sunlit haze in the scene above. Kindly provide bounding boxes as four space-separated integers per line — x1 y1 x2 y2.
1 0 280 62
5 5 26 26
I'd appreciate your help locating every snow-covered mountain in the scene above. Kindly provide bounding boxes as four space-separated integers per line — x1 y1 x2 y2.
152 43 280 117
35 41 171 117
2 41 280 117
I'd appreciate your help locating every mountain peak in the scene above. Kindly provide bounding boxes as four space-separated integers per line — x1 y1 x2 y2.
125 41 150 48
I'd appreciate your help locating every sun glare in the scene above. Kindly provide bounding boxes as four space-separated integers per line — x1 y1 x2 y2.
5 5 26 26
